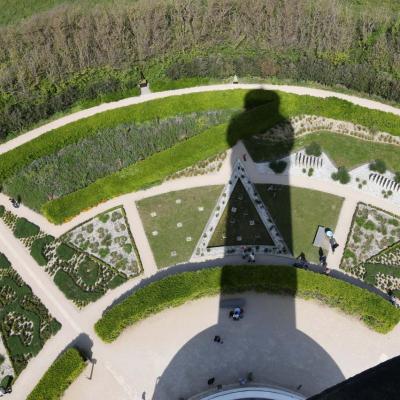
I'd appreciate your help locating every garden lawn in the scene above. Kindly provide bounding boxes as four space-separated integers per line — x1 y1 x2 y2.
137 186 223 268
246 130 400 171
208 180 274 247
94 265 400 342
257 185 343 262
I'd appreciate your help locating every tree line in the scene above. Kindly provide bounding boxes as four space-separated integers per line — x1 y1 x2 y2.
0 0 399 139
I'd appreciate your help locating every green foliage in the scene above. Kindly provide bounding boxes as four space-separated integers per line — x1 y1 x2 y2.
30 235 54 266
95 265 400 342
0 252 11 268
0 375 12 390
305 142 322 157
332 166 351 184
0 261 61 376
4 110 235 210
0 205 4 217
13 218 40 238
394 172 400 184
27 348 86 400
53 270 103 303
56 244 76 261
269 160 287 174
369 159 387 174
364 263 400 286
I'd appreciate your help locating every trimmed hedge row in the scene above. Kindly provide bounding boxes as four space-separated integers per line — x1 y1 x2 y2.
27 348 86 400
30 235 54 266
14 218 40 238
94 265 400 343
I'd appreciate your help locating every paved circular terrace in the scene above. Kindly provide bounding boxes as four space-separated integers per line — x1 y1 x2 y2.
63 293 400 400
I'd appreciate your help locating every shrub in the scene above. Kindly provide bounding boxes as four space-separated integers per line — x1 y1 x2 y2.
331 166 351 184
308 167 314 177
0 252 11 268
305 142 322 157
27 348 86 400
13 218 40 238
94 265 400 342
0 205 4 217
369 159 387 174
56 244 76 261
269 160 287 174
30 236 55 266
394 172 400 184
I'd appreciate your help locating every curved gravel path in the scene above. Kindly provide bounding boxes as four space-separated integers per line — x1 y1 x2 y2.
1 83 400 155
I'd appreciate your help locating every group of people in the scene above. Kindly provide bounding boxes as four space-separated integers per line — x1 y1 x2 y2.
240 246 256 263
9 197 19 208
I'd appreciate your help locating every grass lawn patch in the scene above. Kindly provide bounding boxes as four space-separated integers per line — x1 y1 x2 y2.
257 185 343 262
208 180 274 247
27 348 86 400
137 186 223 268
94 265 400 342
13 218 40 238
78 258 100 286
246 131 400 171
30 235 54 266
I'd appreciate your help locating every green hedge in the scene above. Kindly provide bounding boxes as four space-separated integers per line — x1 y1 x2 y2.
30 235 54 266
0 252 11 268
94 265 400 342
56 243 76 261
27 348 86 400
13 217 40 238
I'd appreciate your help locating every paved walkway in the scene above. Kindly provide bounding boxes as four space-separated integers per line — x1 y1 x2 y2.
1 83 400 156
62 293 400 400
0 84 400 398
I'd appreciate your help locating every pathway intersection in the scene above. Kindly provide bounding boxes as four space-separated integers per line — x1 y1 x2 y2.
0 85 399 398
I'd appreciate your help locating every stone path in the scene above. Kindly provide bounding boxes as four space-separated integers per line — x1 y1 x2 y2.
0 84 400 398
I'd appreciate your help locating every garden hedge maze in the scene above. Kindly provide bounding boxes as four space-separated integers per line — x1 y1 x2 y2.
0 206 141 307
0 251 61 385
341 203 400 295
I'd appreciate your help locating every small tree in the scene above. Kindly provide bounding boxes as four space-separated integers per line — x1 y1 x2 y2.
269 160 287 174
369 159 387 174
332 166 351 184
305 142 322 157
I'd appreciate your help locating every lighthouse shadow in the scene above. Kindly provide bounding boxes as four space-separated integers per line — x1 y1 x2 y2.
152 90 344 399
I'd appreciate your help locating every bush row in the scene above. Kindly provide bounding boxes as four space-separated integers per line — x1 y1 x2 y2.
27 348 86 400
94 265 400 342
